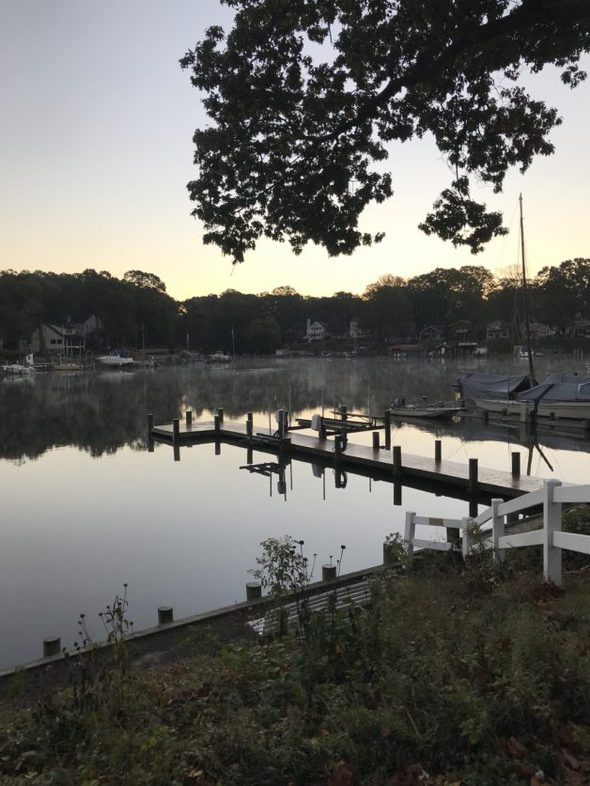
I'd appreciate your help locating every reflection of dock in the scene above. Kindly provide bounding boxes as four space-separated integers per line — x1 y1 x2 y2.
149 413 543 502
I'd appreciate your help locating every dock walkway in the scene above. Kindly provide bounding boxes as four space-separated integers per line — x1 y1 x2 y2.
150 417 543 500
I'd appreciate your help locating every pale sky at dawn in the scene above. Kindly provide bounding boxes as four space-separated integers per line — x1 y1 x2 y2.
1 0 589 301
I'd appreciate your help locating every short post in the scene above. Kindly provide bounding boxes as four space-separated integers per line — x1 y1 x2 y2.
158 606 174 625
393 445 402 478
404 511 416 557
340 405 348 422
246 412 253 437
185 410 193 428
214 413 220 433
43 636 61 658
468 458 478 495
246 582 262 601
461 517 472 560
173 444 181 462
172 418 180 444
247 447 253 464
543 479 563 586
393 482 402 506
511 451 521 478
491 498 505 563
435 439 442 464
147 413 154 433
214 441 221 456
383 540 397 566
217 407 224 424
322 563 337 581
334 434 343 460
384 410 391 450
372 431 380 451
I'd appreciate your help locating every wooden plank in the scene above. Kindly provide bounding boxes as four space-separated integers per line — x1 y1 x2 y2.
414 515 464 529
553 485 590 505
553 530 590 555
499 529 544 549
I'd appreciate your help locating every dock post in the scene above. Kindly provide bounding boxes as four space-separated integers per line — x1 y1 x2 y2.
340 405 348 422
393 445 402 478
322 563 337 581
43 636 61 658
217 407 224 424
158 606 174 625
185 410 193 429
511 451 521 478
173 444 181 462
384 410 391 450
435 439 442 464
172 418 180 444
372 431 380 451
246 412 253 436
147 413 154 433
393 482 402 506
246 582 262 601
247 447 253 464
334 434 343 461
214 413 220 433
468 458 478 495
214 441 221 456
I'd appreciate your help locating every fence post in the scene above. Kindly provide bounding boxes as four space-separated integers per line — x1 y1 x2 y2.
461 517 471 560
404 511 416 557
543 479 563 586
491 498 505 563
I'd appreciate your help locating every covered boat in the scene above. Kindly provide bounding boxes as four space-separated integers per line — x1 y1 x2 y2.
457 372 533 402
472 373 590 421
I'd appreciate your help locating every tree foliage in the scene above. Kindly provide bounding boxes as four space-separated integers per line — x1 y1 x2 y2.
182 0 590 264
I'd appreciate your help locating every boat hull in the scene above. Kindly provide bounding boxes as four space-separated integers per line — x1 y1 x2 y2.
475 399 590 421
389 405 464 419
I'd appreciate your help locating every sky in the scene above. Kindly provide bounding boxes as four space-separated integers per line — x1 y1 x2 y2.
1 0 589 302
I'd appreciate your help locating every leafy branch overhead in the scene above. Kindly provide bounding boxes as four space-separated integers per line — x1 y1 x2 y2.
182 0 590 263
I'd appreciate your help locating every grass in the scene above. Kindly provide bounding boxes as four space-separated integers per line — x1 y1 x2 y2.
2 550 590 785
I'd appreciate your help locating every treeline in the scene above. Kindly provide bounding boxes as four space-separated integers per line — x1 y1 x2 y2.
1 259 589 354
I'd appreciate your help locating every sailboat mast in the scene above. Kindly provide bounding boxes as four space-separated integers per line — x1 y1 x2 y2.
519 194 535 384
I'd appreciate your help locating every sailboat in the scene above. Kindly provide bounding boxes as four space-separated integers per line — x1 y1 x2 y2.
461 195 590 421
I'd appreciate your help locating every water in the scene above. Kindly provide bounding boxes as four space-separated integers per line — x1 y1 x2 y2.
1 356 589 669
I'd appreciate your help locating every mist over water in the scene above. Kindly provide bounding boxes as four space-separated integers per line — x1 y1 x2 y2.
1 356 589 668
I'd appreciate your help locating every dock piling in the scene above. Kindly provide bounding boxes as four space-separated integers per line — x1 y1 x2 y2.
185 410 193 428
147 413 154 433
468 458 479 494
214 413 220 433
372 431 380 451
435 439 442 464
246 582 262 601
384 410 391 450
393 445 402 478
217 408 224 424
43 636 61 658
246 412 253 437
511 451 521 478
158 606 174 625
172 418 180 444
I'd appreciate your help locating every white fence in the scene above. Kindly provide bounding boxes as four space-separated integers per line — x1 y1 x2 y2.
404 480 590 586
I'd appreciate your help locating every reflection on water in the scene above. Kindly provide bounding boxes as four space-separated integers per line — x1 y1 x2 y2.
1 357 589 669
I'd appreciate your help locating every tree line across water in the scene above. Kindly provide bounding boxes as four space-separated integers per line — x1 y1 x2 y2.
1 259 589 356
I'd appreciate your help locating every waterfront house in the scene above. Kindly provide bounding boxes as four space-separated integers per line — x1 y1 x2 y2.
305 319 327 342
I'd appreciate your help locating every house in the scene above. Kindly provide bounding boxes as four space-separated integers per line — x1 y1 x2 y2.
305 319 327 342
486 320 510 340
31 316 102 355
349 320 368 340
528 322 557 339
573 318 590 338
418 325 444 342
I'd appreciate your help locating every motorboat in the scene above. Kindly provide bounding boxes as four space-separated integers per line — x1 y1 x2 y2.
96 351 136 368
389 398 464 419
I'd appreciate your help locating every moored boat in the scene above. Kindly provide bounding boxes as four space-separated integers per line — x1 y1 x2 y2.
389 399 464 419
96 350 136 368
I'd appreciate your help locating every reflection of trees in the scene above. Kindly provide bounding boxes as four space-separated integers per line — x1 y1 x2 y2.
3 357 566 463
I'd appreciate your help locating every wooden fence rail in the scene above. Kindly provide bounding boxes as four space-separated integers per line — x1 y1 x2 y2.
405 480 590 586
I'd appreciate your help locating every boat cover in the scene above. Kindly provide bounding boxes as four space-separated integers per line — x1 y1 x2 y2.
517 374 590 402
458 372 532 401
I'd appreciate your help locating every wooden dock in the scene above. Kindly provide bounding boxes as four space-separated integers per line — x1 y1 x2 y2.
149 414 543 503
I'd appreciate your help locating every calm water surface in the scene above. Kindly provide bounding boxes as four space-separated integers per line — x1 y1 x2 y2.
1 356 589 668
